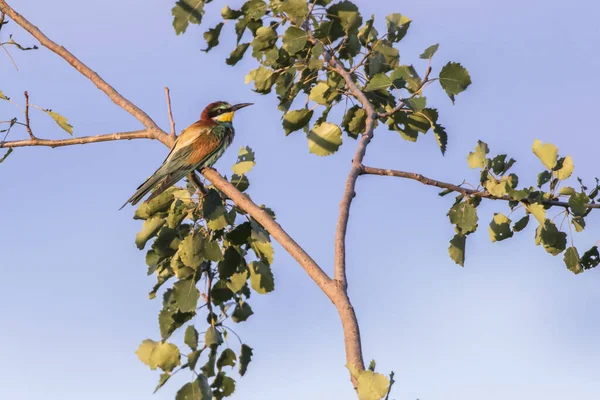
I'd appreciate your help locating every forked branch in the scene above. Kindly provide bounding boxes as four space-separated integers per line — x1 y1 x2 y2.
360 165 600 210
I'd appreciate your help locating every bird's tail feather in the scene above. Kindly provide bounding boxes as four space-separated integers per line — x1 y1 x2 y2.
119 173 165 210
144 171 188 203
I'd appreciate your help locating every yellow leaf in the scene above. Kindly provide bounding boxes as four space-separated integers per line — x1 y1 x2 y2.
532 139 557 169
555 155 574 180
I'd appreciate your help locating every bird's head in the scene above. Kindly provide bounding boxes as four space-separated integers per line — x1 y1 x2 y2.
201 101 253 123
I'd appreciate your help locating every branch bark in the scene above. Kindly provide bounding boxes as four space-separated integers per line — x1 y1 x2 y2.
325 52 376 293
0 129 154 148
360 165 600 209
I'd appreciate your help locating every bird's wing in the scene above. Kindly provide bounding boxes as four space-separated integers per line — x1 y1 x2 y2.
165 120 224 172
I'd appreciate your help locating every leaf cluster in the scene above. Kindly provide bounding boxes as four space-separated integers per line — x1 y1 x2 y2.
134 147 273 398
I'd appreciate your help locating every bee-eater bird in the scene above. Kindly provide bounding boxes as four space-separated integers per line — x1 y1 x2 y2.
120 101 253 209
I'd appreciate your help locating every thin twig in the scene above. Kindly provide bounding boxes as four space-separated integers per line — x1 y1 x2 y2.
379 65 433 119
1 43 17 70
164 87 176 138
360 165 600 210
0 129 152 148
23 91 34 139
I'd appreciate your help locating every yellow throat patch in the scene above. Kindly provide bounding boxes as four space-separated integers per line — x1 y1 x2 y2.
214 111 235 123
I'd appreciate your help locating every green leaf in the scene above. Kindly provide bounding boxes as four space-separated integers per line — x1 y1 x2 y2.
153 342 181 372
404 97 427 112
202 348 217 376
205 326 223 348
564 247 582 274
555 155 574 180
283 109 313 135
0 148 13 164
179 234 204 267
230 174 250 192
532 139 558 170
251 239 274 264
154 372 171 394
239 344 253 376
488 213 514 242
172 0 205 35
278 0 309 21
184 325 199 350
175 377 211 400
249 261 275 294
363 73 393 92
242 0 267 21
341 106 366 139
390 65 420 91
251 26 277 51
581 246 600 270
213 373 236 397
308 122 342 156
227 271 248 293
485 176 509 197
173 279 200 313
327 1 363 34
282 26 308 54
559 186 576 196
137 340 181 372
433 123 448 155
569 192 588 217
467 140 489 169
448 201 478 234
221 5 243 19
202 23 223 52
358 16 378 45
419 43 439 59
537 170 552 187
526 203 546 224
44 110 73 135
346 363 390 400
572 216 585 232
136 339 159 369
232 146 256 175
536 219 567 256
309 82 336 105
245 66 277 94
217 348 237 370
232 301 254 322
188 349 202 370
136 217 166 250
134 188 180 220
167 199 188 229
439 62 472 103
448 234 466 267
513 215 529 232
204 240 224 262
386 13 411 42
226 43 250 66
226 222 252 245
218 247 243 279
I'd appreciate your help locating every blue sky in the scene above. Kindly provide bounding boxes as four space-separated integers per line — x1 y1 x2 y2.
1 0 600 399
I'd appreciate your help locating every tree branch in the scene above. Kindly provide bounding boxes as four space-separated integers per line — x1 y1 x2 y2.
360 165 600 210
320 49 375 377
23 91 35 139
0 129 155 148
0 0 163 136
164 87 176 138
325 51 376 292
201 168 333 288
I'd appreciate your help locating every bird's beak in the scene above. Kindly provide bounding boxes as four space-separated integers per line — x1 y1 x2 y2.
231 103 254 111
